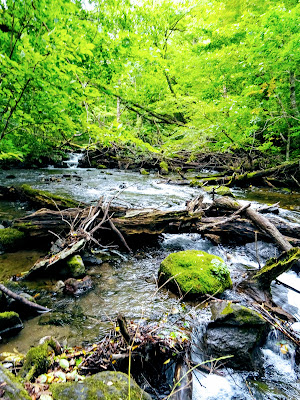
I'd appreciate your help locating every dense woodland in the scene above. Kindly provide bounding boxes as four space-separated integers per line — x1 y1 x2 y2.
0 0 299 167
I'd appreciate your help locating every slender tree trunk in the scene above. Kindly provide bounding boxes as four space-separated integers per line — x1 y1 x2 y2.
117 96 121 123
289 72 300 118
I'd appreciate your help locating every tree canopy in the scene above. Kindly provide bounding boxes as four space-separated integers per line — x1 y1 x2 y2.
0 0 299 164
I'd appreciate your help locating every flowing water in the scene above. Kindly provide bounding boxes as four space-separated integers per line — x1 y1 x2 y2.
0 157 299 399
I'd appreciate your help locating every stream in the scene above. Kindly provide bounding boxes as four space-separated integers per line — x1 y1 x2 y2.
0 156 300 399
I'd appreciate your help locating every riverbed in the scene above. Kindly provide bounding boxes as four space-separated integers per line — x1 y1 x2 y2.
0 163 299 399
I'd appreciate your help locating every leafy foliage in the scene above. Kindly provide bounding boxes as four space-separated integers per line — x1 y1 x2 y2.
0 0 299 163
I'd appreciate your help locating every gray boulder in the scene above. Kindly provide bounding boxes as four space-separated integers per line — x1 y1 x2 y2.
203 301 268 370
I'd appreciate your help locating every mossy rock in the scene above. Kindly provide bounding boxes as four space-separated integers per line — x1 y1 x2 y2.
203 185 234 197
140 168 149 175
0 364 31 400
51 370 152 400
210 301 266 327
0 228 25 251
65 255 85 278
19 342 52 382
204 301 268 370
0 311 23 337
158 250 232 297
159 161 169 175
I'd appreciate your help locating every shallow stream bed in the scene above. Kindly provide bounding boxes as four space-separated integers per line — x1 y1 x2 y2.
0 164 300 399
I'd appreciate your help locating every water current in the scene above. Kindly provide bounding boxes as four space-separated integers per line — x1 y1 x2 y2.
0 157 299 399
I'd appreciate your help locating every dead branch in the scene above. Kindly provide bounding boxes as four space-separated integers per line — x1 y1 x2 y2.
0 283 50 313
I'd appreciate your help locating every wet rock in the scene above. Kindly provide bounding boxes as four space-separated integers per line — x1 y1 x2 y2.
65 255 86 278
158 250 232 298
5 174 16 179
0 311 23 337
0 364 31 399
203 301 268 370
81 253 103 267
63 276 93 295
51 370 152 400
39 311 73 326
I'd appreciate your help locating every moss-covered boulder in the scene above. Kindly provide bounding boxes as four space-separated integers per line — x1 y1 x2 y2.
0 228 25 252
203 301 268 370
51 370 152 400
19 342 52 382
0 364 31 399
0 311 23 337
65 255 85 278
158 250 232 298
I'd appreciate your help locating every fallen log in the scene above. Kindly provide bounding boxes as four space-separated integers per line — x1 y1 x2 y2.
211 197 293 253
191 159 300 188
21 239 86 280
13 207 203 238
0 184 83 210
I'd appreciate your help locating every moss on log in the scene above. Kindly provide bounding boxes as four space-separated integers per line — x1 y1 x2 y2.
253 247 300 290
0 184 83 210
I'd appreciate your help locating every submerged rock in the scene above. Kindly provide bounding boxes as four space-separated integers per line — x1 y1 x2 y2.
0 311 23 338
63 276 93 295
0 364 31 399
51 370 152 400
203 301 268 370
158 250 232 297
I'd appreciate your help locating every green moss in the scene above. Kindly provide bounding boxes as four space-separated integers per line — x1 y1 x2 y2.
159 250 232 297
159 161 169 174
189 179 202 188
66 254 85 278
0 228 25 250
218 302 265 325
253 247 300 289
203 185 234 197
51 370 151 400
20 184 80 209
140 168 149 175
0 311 19 320
0 364 31 400
19 342 51 382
